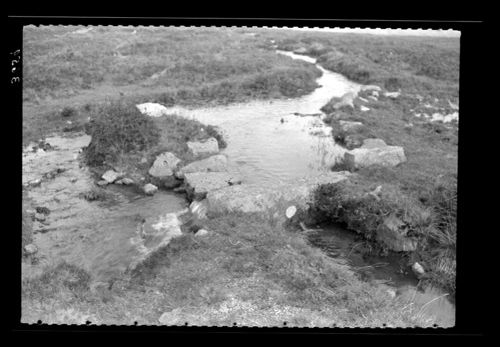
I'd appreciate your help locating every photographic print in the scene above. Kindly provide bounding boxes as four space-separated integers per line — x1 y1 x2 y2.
20 24 459 328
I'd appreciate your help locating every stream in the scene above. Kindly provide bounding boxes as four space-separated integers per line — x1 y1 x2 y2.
21 50 455 326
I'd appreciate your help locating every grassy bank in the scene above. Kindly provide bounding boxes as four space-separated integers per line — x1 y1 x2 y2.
22 26 321 145
22 213 437 326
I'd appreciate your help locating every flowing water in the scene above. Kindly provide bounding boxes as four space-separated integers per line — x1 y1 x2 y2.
22 134 187 282
157 51 360 185
22 50 454 325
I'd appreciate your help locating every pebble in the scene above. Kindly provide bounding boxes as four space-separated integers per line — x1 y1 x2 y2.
97 180 108 186
34 213 46 222
24 243 38 255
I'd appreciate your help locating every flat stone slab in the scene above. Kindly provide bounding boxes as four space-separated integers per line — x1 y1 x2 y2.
184 172 243 200
148 152 181 178
344 139 406 168
102 170 121 183
339 120 364 132
360 85 382 92
136 103 169 117
187 137 219 157
206 171 350 217
176 154 227 178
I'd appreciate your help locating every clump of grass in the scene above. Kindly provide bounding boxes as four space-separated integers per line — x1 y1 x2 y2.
61 106 78 118
22 261 92 301
311 181 432 243
83 101 160 167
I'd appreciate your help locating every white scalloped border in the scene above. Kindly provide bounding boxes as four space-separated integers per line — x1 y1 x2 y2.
23 24 461 36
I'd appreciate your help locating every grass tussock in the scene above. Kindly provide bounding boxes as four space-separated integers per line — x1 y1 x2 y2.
83 100 160 167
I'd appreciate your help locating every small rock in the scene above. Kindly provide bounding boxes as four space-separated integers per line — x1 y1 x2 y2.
136 103 169 118
384 91 401 98
29 179 42 187
70 177 78 183
114 179 123 185
372 90 380 98
102 170 121 183
148 152 181 178
190 200 208 220
97 180 108 186
34 213 46 222
140 157 148 164
412 262 425 278
143 183 158 196
386 289 397 298
339 120 364 132
24 244 38 255
195 229 210 237
187 137 219 157
285 205 297 219
360 106 370 112
120 178 134 185
360 85 382 92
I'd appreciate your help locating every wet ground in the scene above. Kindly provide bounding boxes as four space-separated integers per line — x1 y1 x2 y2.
307 224 455 327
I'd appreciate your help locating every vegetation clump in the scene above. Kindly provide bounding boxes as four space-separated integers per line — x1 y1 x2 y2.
83 101 160 167
61 106 78 118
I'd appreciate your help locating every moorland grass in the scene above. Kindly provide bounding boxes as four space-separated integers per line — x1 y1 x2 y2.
22 213 437 326
22 26 321 145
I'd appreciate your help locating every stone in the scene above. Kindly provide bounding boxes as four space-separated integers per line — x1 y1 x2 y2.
184 172 242 200
190 200 208 220
368 95 378 101
321 92 357 114
372 91 380 98
343 139 406 169
187 137 219 157
412 262 425 278
148 152 181 178
24 243 38 255
128 210 185 272
361 138 388 149
360 85 382 92
339 120 364 132
376 215 417 252
102 170 121 183
34 213 46 222
384 91 401 98
206 172 350 219
386 289 397 299
344 135 363 150
335 91 357 110
175 154 228 179
143 183 158 196
195 229 210 237
119 177 134 185
97 180 108 186
360 106 370 112
136 102 169 117
286 205 297 219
